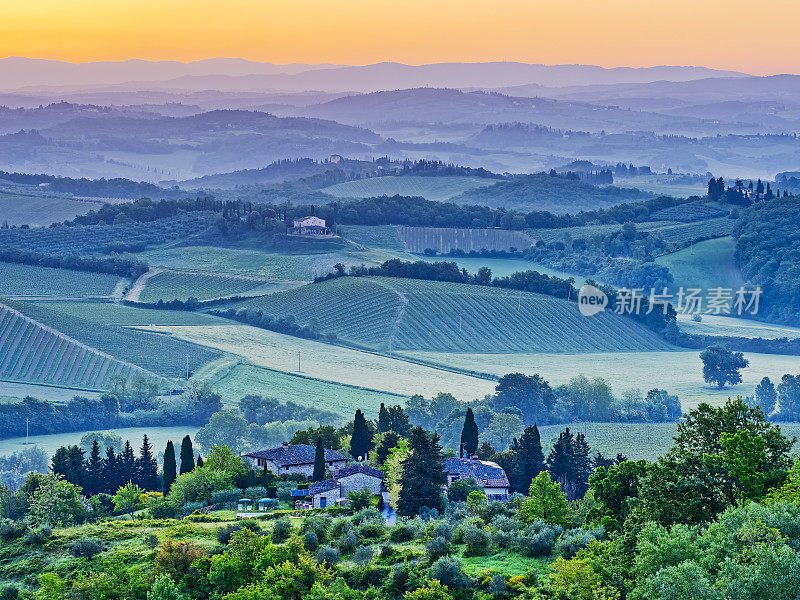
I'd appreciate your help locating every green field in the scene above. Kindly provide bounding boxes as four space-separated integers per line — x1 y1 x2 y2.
0 302 160 389
137 269 297 302
0 262 124 299
207 362 405 418
225 276 672 353
339 225 408 252
0 380 101 402
322 175 496 201
399 350 800 410
141 323 497 402
677 313 800 339
1 299 221 381
656 236 744 291
28 300 226 326
0 192 98 226
398 226 534 253
0 425 199 457
644 217 735 246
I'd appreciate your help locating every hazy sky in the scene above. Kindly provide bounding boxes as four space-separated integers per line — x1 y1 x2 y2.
2 0 798 74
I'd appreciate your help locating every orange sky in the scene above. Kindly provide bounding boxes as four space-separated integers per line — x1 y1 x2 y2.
2 0 798 74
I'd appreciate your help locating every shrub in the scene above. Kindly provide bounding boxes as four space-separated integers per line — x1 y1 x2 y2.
378 544 397 562
492 516 522 533
153 539 206 581
389 518 419 542
271 517 292 543
24 526 52 545
302 514 332 542
554 528 603 558
426 536 450 561
428 556 471 590
352 507 383 526
357 520 386 541
462 525 492 557
149 499 178 519
330 517 352 539
178 501 204 517
303 530 319 550
0 585 20 600
337 530 359 554
142 533 160 549
315 545 341 567
69 538 105 560
352 545 375 566
447 478 482 503
419 507 440 521
210 489 241 508
515 521 563 557
430 521 453 541
493 529 521 549
217 520 261 545
347 488 373 511
0 519 24 540
243 486 269 500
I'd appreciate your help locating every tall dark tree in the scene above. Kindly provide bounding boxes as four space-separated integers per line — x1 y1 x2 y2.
754 376 778 416
51 445 86 489
511 424 546 493
163 440 177 496
460 407 479 458
179 435 195 474
102 446 119 494
196 454 204 468
120 440 136 485
572 432 592 499
383 405 411 436
85 440 104 496
350 409 372 461
312 437 326 482
136 435 159 491
375 431 400 466
476 441 496 460
378 403 390 433
547 428 576 500
397 427 447 516
700 346 749 389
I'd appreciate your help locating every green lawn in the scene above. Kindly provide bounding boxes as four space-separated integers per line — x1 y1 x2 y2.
656 236 744 292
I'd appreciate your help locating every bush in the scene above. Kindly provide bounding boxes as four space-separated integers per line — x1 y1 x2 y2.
554 528 603 558
0 585 20 600
210 489 242 509
271 517 292 543
330 517 352 539
426 536 450 561
353 545 375 566
428 556 471 590
149 499 178 519
419 507 440 521
447 478 482 502
515 521 563 557
337 530 359 554
69 538 105 560
24 526 52 545
352 507 383 526
303 530 320 550
179 501 204 517
357 520 386 541
492 515 522 533
315 545 341 567
302 514 332 542
430 521 453 541
142 533 160 549
347 488 374 511
389 518 419 542
217 520 261 545
0 519 24 540
462 525 492 557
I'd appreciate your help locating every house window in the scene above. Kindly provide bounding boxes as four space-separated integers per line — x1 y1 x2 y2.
285 466 289 471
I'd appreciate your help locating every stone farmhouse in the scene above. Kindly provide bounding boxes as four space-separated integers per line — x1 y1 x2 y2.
290 215 332 237
304 463 385 509
444 456 510 502
242 442 347 480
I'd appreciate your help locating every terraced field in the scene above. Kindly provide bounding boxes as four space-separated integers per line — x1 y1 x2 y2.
322 175 496 201
399 226 534 254
225 277 673 353
0 302 158 389
0 299 220 380
29 301 225 327
0 192 97 226
136 269 298 302
0 262 124 299
642 217 735 246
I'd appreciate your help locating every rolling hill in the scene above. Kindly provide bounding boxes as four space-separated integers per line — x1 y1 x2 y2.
322 175 496 202
222 276 673 353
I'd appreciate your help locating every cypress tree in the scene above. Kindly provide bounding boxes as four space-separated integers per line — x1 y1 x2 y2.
397 427 446 516
312 437 326 481
460 407 479 458
572 433 592 499
102 446 118 494
378 403 390 433
163 440 177 495
120 440 136 485
512 424 545 493
196 454 204 468
86 440 104 496
179 435 195 474
136 435 159 491
51 445 86 489
547 428 576 500
350 409 372 461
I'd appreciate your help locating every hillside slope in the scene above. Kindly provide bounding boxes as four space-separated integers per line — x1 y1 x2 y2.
223 276 673 353
0 302 157 389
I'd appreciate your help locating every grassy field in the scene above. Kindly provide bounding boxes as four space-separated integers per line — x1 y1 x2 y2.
1 299 221 381
28 300 226 327
322 175 496 201
0 262 124 299
0 426 199 460
137 269 298 302
225 277 672 353
677 313 800 339
643 218 735 246
655 236 744 291
399 350 800 410
0 302 159 389
0 380 101 402
339 225 407 252
140 323 497 403
207 362 405 418
398 226 534 254
0 192 97 226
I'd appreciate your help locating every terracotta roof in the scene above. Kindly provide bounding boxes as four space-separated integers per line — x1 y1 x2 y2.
243 444 347 466
444 457 510 488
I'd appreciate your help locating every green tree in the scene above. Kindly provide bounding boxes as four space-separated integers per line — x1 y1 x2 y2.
120 440 136 484
519 471 570 526
102 446 119 495
163 441 177 496
704 430 771 501
459 407 479 458
179 435 195 475
147 574 188 600
346 487 373 511
700 345 749 388
753 376 777 416
397 427 446 516
50 445 86 489
587 460 648 530
350 409 372 461
490 372 555 425
29 473 86 527
378 403 390 433
312 437 326 482
375 431 400 466
85 440 103 496
136 435 159 491
510 424 546 493
113 482 145 519
548 428 576 499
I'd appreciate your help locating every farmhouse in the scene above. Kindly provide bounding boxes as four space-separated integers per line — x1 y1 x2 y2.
242 442 347 479
290 215 332 237
444 456 510 502
304 463 385 509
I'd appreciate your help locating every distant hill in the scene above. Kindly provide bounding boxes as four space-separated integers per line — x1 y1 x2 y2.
322 175 497 202
451 173 651 213
223 276 672 353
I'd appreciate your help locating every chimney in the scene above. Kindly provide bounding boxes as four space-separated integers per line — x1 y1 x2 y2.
333 464 339 483
282 441 289 447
